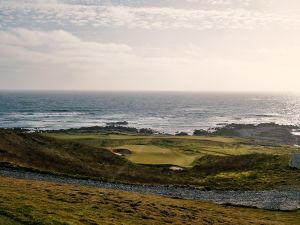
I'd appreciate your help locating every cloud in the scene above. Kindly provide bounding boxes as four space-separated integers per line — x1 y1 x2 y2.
1 1 300 92
0 28 132 70
1 28 300 91
1 0 299 30
0 29 137 89
0 28 131 51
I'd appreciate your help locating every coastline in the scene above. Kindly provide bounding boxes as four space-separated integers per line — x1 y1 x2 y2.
7 122 300 146
1 92 300 134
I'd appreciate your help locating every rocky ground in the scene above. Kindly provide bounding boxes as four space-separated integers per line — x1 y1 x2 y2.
1 168 299 211
208 123 300 145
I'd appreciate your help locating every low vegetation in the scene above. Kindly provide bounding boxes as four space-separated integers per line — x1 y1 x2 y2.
44 131 300 167
0 129 163 184
194 123 300 145
1 129 300 190
0 176 299 225
1 128 300 224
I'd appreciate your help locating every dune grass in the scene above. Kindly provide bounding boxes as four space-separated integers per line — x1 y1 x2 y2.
0 129 164 184
0 215 22 225
44 132 300 167
39 132 300 190
1 131 300 224
2 129 300 190
0 176 299 225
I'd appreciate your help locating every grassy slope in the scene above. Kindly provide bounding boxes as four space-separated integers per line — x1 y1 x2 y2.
0 129 169 184
2 129 300 190
193 153 300 190
42 132 300 190
44 133 300 166
0 215 22 225
0 176 299 225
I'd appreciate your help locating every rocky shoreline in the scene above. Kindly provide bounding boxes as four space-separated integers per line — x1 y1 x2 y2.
1 168 299 211
194 123 300 146
10 122 300 146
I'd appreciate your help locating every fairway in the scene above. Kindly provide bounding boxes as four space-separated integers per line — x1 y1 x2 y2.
43 132 300 168
43 133 240 143
3 129 300 190
114 145 197 167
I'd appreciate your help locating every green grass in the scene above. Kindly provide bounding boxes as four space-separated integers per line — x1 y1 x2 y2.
2 129 300 190
41 132 300 190
44 132 300 166
0 129 163 184
1 176 299 225
0 215 22 225
115 145 197 167
192 153 300 190
43 133 240 143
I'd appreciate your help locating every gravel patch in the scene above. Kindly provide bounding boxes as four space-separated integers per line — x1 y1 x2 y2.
1 168 299 211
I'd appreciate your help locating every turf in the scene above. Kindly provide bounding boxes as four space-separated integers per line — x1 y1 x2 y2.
0 176 299 225
0 129 163 184
115 144 197 167
44 132 300 167
44 133 240 143
2 129 300 190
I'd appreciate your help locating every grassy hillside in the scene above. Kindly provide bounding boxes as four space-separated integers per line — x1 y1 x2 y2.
0 130 127 168
44 132 300 167
192 153 297 190
1 129 300 190
1 176 299 225
0 129 164 184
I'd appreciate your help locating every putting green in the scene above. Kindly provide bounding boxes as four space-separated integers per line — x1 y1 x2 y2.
114 145 197 167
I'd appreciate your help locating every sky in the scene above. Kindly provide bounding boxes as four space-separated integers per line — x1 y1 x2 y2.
0 0 300 92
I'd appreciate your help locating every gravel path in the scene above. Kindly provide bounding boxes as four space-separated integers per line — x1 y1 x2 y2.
1 168 299 211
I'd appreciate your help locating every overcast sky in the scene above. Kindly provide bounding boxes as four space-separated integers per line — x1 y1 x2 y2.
0 0 300 91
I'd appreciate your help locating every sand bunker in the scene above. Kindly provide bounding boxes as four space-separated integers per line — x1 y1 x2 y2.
113 149 132 156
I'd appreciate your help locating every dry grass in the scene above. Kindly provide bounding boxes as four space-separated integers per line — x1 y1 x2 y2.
0 176 299 225
2 129 300 190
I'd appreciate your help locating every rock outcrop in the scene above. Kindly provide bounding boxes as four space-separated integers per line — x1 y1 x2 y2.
289 154 300 169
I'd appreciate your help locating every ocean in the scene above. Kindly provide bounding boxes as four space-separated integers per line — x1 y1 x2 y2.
0 91 299 134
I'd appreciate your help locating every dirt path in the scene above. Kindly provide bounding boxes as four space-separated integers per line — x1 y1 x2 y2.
1 168 299 211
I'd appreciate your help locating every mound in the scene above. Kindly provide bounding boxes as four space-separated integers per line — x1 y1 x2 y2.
193 153 282 173
0 129 133 179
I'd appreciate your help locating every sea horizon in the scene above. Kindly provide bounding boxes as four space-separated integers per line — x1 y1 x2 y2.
1 91 299 134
